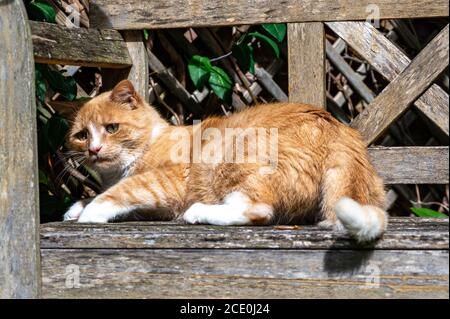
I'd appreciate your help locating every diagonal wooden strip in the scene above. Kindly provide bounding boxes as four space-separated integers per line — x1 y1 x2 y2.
327 22 449 136
288 23 326 108
89 0 449 29
325 40 375 104
349 25 449 145
30 21 132 68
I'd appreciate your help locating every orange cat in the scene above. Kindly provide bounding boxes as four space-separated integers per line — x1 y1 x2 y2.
64 80 387 242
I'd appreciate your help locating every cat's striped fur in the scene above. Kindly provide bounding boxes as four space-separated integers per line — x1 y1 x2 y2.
64 80 387 241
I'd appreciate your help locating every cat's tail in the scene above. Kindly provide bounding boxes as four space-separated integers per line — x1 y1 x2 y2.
335 197 388 242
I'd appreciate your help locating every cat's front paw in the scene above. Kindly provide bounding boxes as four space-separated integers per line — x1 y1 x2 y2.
63 201 85 221
77 201 117 223
183 203 208 224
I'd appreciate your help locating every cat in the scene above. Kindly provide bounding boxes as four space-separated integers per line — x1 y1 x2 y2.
63 79 387 242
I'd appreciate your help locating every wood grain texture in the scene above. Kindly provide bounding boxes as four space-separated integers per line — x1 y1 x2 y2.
41 249 448 298
40 218 448 299
89 0 449 29
350 25 449 145
40 218 449 250
368 147 449 184
30 21 132 68
0 0 41 298
288 23 326 107
327 22 449 136
101 31 149 102
122 31 149 102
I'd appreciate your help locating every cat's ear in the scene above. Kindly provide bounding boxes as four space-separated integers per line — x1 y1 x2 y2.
47 98 90 121
110 79 142 109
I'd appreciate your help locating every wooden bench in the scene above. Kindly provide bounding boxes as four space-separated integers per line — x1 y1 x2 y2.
1 0 448 298
40 218 448 298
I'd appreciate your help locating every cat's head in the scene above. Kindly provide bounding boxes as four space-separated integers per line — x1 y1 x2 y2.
67 80 166 172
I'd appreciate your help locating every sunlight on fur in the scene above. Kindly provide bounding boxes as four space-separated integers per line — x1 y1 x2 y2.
64 79 388 242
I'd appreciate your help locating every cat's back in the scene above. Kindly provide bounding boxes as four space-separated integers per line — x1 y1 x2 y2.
204 102 340 132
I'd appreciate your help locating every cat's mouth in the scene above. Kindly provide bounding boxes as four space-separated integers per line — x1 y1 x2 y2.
90 156 114 164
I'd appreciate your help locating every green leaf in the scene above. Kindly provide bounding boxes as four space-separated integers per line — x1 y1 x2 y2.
262 23 287 42
208 66 233 104
410 207 448 218
76 96 92 103
249 32 280 59
232 42 255 74
45 115 70 152
188 55 212 89
26 1 56 23
143 30 149 41
35 66 47 102
38 169 49 186
39 65 77 101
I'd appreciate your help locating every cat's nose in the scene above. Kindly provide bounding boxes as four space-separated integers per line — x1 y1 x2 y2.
89 145 102 155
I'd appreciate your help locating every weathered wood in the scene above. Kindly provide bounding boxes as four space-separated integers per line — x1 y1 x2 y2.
327 22 449 136
288 23 326 108
122 31 149 102
101 31 149 102
325 40 375 103
368 147 449 184
89 0 449 29
350 25 449 145
0 0 41 298
255 62 288 102
41 218 448 250
30 21 132 68
41 248 448 299
40 217 448 298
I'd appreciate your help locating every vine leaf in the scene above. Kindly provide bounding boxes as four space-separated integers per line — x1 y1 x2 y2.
249 32 280 59
262 23 287 42
188 55 213 89
208 66 233 104
36 64 77 101
26 1 56 23
232 42 255 74
410 207 448 218
35 66 47 102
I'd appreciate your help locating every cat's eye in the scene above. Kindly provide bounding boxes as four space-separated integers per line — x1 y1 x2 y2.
74 130 88 141
106 123 119 134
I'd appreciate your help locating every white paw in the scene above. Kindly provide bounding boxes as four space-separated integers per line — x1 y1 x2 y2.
77 202 114 223
63 201 85 221
183 203 208 224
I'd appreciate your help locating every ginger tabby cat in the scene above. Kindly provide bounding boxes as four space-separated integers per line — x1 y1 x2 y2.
64 80 387 242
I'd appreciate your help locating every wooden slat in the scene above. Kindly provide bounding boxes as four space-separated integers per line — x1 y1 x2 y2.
350 25 449 145
40 218 449 298
41 248 448 298
368 147 449 184
30 21 132 68
41 218 448 250
288 23 326 107
89 0 449 29
101 31 149 102
0 1 41 298
327 22 449 136
122 31 149 102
